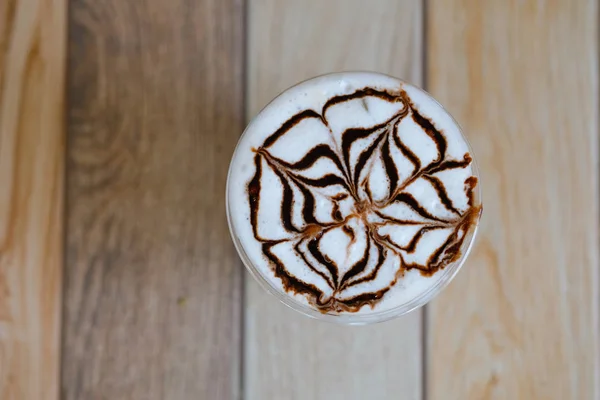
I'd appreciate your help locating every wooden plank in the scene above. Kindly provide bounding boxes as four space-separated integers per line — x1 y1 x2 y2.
62 0 244 398
245 1 424 399
0 0 66 398
426 1 599 399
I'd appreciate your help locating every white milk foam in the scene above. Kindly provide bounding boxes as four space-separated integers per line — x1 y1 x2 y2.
227 72 479 315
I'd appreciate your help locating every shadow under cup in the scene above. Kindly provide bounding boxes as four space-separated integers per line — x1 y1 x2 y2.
226 72 482 325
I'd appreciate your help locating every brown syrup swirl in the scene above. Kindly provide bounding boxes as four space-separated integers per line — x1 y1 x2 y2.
247 86 482 313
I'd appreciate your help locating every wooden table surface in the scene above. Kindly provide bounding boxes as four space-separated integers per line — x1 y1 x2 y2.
1 0 598 399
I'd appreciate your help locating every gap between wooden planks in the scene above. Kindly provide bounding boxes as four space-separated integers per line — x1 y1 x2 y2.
0 0 66 399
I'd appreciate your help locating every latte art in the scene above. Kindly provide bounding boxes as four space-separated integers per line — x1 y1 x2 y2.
228 72 481 317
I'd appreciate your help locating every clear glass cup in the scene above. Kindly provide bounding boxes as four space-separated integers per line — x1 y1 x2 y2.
226 72 482 325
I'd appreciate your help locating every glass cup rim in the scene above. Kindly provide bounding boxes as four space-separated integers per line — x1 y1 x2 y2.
226 71 482 325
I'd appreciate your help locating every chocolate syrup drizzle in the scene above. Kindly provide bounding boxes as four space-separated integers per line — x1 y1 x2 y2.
247 87 482 313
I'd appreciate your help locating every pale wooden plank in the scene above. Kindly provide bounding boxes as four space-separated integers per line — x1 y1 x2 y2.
62 0 244 398
245 1 424 399
0 0 66 398
426 1 599 398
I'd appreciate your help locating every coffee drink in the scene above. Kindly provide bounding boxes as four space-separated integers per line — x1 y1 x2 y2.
227 72 481 318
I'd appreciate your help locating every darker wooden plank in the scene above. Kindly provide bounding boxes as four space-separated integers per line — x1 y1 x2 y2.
62 0 244 398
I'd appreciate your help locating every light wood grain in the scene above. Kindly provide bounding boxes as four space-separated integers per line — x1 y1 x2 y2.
245 1 424 399
62 0 244 398
426 1 599 398
0 0 66 398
